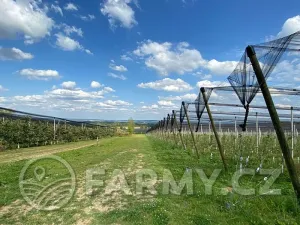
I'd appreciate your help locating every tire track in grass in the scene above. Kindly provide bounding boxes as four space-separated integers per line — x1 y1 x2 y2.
0 142 97 164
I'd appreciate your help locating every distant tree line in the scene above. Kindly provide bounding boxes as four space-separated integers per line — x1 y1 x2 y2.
0 117 116 150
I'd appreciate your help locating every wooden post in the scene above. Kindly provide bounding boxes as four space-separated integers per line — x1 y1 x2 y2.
53 118 56 141
256 112 259 154
246 45 300 203
173 110 186 151
170 114 178 146
291 107 294 159
182 102 200 159
165 115 170 143
201 88 228 171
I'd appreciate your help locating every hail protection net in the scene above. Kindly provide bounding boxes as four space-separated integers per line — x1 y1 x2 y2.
194 88 213 132
227 31 300 129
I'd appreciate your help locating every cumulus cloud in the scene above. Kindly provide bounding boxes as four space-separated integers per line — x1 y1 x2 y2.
64 3 78 11
55 33 82 51
54 33 92 54
272 59 300 82
91 81 103 88
109 61 128 72
62 24 83 37
205 59 237 75
108 73 127 80
157 100 175 106
103 87 115 92
196 80 229 88
159 93 198 102
61 81 76 90
0 47 34 61
0 83 125 113
121 54 132 61
100 0 137 29
138 78 193 92
103 100 132 106
277 15 300 38
18 69 60 81
133 40 237 76
51 4 63 16
141 104 159 110
0 0 54 43
80 14 96 21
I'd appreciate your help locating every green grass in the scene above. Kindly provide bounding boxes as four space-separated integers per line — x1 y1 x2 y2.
0 135 300 224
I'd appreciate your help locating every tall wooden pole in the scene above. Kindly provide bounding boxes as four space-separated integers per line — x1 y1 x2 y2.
201 88 228 172
256 112 259 154
246 45 300 204
170 113 178 146
182 102 200 159
53 118 56 141
291 107 294 159
173 110 186 151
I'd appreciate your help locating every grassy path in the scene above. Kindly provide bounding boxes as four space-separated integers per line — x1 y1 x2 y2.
0 135 299 224
0 139 110 164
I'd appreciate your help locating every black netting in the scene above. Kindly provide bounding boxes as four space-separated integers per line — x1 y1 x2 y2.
194 88 213 132
227 31 300 130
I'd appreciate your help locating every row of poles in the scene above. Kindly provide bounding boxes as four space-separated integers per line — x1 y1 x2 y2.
148 46 300 205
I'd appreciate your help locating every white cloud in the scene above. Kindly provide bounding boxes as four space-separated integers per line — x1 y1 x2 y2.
134 41 203 76
193 71 212 80
0 85 8 92
61 81 76 90
51 4 63 16
63 25 83 37
0 0 54 43
55 33 82 51
205 59 237 75
121 54 132 61
277 15 300 38
109 61 128 72
196 80 229 88
47 89 103 101
80 14 95 21
104 100 132 106
134 40 237 76
85 49 93 55
138 78 193 92
55 33 92 54
272 59 300 82
64 3 78 11
108 73 127 80
46 85 115 102
0 47 34 61
159 93 198 102
158 100 175 106
91 81 103 88
103 87 115 92
100 0 137 29
0 84 125 113
142 104 159 110
19 69 60 81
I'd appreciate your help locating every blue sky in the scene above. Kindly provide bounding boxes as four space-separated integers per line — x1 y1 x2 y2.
1 0 300 120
